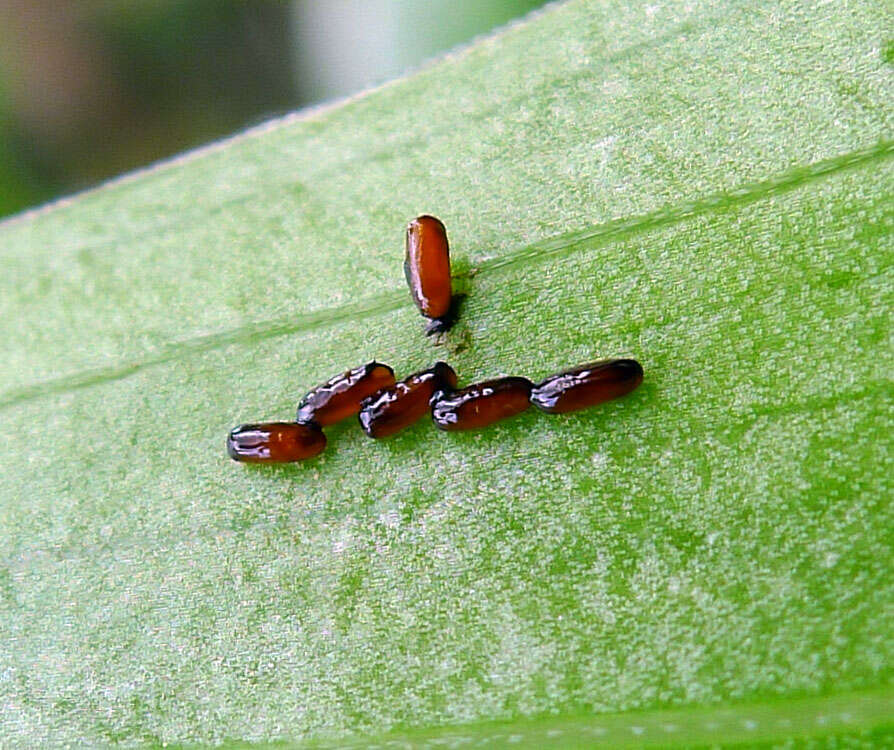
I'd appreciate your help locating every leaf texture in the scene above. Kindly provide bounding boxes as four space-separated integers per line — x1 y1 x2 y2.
0 0 892 746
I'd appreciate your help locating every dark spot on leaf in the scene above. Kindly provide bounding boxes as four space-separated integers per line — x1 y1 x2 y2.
883 39 894 64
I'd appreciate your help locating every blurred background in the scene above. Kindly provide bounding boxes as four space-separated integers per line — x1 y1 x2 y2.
0 0 547 218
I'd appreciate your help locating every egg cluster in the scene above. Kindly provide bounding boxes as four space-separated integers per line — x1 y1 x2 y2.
227 216 643 463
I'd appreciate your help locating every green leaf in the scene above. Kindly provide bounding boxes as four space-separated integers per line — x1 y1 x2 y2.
1 0 891 746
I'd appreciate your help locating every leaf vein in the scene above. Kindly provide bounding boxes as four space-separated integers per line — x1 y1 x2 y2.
1 140 890 411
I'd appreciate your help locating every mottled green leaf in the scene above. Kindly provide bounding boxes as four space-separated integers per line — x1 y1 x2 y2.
1 0 891 746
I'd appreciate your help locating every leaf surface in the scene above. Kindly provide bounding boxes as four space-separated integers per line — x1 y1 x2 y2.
0 0 892 746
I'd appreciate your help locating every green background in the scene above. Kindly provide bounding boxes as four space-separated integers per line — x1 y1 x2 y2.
0 0 891 746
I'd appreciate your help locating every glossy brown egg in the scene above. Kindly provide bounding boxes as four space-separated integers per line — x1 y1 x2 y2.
227 422 326 463
404 215 452 332
530 359 643 414
359 361 458 438
431 376 532 431
296 362 396 426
